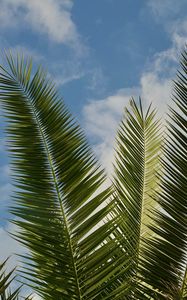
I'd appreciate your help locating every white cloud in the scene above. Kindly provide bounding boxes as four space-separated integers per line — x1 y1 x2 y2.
83 88 139 174
140 20 187 113
141 74 171 116
83 64 172 175
83 21 187 175
84 88 139 140
0 0 83 51
146 0 187 55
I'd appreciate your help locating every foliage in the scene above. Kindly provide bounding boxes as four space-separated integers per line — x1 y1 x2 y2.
0 258 32 300
0 48 186 299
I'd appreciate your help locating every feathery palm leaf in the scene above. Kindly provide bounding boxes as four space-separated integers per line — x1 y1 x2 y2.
0 54 131 299
140 50 187 299
112 98 161 298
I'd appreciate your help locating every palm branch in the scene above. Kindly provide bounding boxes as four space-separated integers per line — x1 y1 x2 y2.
139 49 187 299
0 54 130 299
112 98 162 298
0 258 32 299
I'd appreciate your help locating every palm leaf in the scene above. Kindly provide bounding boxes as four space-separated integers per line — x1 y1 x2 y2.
139 49 187 299
0 53 131 299
0 258 33 300
112 98 162 297
0 258 19 299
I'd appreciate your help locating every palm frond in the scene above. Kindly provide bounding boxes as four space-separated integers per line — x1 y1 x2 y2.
112 98 162 297
0 258 33 300
140 49 187 299
0 258 19 300
0 53 130 299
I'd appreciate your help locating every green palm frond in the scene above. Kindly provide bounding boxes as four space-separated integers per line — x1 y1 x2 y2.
0 53 130 299
0 258 32 300
112 98 162 297
0 258 19 300
140 50 187 299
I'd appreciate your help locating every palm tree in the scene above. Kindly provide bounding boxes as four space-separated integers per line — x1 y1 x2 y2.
0 48 186 299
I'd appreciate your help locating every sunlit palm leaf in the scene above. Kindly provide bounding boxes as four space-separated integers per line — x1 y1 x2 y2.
112 98 161 298
0 54 130 299
140 50 187 299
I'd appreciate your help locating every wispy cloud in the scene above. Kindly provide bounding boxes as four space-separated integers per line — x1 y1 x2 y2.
147 0 187 19
146 0 187 54
7 45 44 62
0 0 84 52
87 67 108 94
0 0 107 90
50 59 85 86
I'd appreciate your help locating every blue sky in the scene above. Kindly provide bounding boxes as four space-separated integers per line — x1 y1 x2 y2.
0 0 187 295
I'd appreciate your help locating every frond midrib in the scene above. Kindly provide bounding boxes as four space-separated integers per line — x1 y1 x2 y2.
133 116 149 279
137 120 146 251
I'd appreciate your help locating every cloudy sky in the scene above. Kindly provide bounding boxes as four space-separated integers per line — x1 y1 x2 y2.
0 0 187 295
